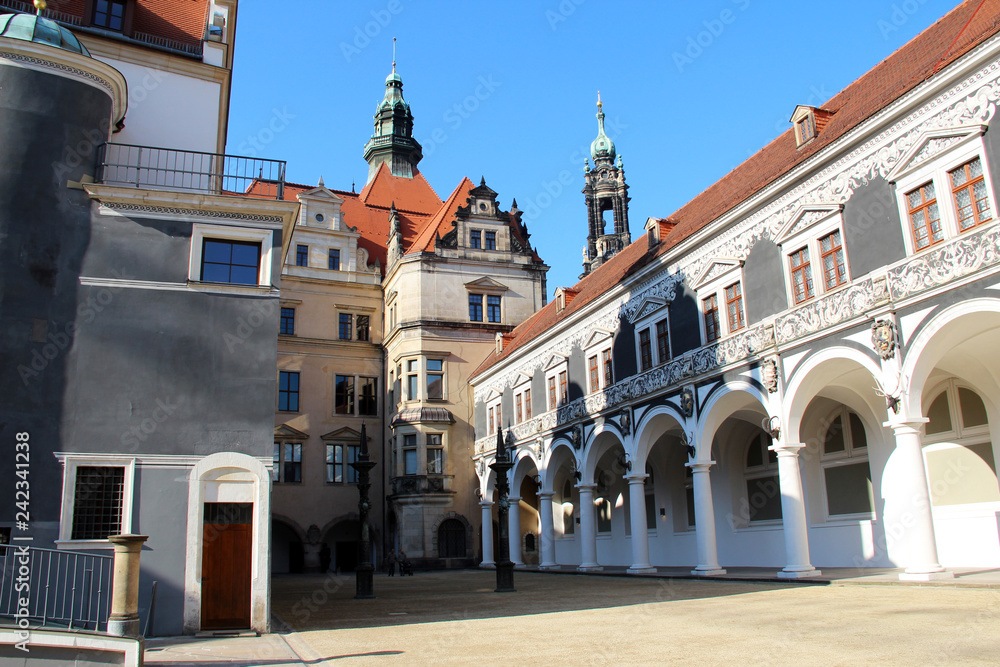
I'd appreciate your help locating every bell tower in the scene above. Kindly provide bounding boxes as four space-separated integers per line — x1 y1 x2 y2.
582 94 630 277
363 42 423 183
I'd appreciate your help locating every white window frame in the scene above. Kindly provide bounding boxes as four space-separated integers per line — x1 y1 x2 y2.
485 391 503 436
741 432 782 527
694 262 745 344
189 224 274 287
818 406 875 521
426 432 445 475
584 330 614 394
776 206 850 306
55 455 136 550
544 355 570 411
513 374 532 424
890 127 997 257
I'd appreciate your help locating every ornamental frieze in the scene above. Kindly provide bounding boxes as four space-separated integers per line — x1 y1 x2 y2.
774 278 878 345
887 224 1000 301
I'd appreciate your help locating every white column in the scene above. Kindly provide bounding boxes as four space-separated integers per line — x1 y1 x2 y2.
887 420 953 580
537 492 558 570
626 474 656 573
688 461 726 576
508 495 524 567
576 484 602 572
480 501 494 568
771 442 820 579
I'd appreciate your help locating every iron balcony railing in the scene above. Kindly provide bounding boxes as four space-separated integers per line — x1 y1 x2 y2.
95 143 287 200
0 544 113 632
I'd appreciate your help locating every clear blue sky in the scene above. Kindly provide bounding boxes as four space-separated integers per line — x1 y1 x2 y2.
226 0 962 298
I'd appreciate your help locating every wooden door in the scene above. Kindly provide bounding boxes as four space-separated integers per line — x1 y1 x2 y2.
201 503 252 630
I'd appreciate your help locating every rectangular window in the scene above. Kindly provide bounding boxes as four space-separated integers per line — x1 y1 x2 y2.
655 319 670 364
950 157 993 231
359 376 378 416
470 230 481 249
469 294 483 321
558 370 568 406
515 393 523 423
201 239 261 285
283 443 302 483
427 434 443 474
296 244 308 267
328 248 340 271
485 231 497 250
427 359 444 399
639 329 652 371
819 231 847 290
602 349 613 387
280 307 295 335
487 295 501 323
326 444 359 484
407 360 418 400
725 282 745 332
588 355 599 393
356 315 370 342
278 371 299 412
907 182 944 250
789 246 814 304
746 475 782 522
70 466 124 540
335 375 355 415
548 376 557 410
524 388 532 420
488 406 496 435
93 0 126 31
339 313 352 340
703 294 720 343
403 434 417 475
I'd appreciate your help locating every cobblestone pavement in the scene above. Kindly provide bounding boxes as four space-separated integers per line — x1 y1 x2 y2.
145 569 1000 666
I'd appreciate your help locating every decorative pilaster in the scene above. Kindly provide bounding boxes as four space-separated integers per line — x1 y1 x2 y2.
626 474 655 574
480 501 495 568
886 419 953 580
770 442 821 579
576 484 602 572
508 495 524 567
687 462 726 576
537 492 558 570
107 534 149 638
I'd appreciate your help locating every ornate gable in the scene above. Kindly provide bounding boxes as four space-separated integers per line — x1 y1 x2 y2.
693 257 742 289
886 125 986 181
774 204 843 245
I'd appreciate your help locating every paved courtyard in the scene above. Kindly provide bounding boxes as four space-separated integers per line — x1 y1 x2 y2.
146 570 1000 665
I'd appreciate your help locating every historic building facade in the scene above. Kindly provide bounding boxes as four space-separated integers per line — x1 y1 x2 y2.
471 0 1000 579
0 0 296 634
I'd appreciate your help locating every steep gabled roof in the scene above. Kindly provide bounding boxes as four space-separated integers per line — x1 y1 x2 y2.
474 0 1000 378
359 162 441 215
407 178 475 254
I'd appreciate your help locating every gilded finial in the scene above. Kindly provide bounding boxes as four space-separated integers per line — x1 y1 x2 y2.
33 0 46 14
597 90 602 109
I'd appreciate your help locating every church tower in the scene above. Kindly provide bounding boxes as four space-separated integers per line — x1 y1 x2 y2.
363 56 423 184
581 94 630 276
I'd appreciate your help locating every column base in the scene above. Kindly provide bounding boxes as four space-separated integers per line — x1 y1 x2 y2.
480 561 495 569
691 567 727 577
777 567 822 579
576 564 603 573
538 563 560 571
627 566 657 574
899 569 954 582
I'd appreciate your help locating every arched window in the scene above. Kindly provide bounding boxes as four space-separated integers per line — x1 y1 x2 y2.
821 407 874 516
744 431 781 522
561 479 575 535
438 518 466 558
524 532 536 552
923 380 999 506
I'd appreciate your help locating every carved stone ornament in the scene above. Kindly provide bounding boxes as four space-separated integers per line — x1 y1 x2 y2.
570 425 582 449
761 358 779 394
871 319 897 361
619 407 631 435
680 386 694 418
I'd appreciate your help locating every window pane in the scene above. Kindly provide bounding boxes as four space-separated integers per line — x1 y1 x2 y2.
407 374 418 400
469 294 483 321
356 315 370 342
404 449 417 475
328 249 340 270
745 475 782 521
824 415 845 454
487 295 501 323
359 377 378 415
848 413 867 449
335 375 355 414
280 307 295 335
296 244 308 266
825 463 874 515
959 387 989 428
925 391 952 434
339 313 352 340
427 374 443 399
746 437 764 468
71 466 124 540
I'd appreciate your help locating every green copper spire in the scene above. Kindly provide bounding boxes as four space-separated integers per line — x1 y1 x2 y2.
590 92 616 162
363 38 422 183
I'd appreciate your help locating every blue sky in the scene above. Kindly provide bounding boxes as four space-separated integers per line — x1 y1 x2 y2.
226 0 962 298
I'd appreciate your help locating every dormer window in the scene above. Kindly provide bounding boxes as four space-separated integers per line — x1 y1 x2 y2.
796 115 816 145
92 0 128 32
790 105 833 148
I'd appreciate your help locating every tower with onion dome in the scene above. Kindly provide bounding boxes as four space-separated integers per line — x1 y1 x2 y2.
581 93 631 276
363 43 423 183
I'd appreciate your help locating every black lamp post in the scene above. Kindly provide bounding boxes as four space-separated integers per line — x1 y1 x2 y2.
351 421 377 599
490 426 515 593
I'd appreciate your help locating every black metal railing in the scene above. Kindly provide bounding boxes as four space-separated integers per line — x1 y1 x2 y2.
95 143 286 200
0 544 113 632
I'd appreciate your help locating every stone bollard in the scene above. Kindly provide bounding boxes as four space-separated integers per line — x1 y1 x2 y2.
107 534 149 638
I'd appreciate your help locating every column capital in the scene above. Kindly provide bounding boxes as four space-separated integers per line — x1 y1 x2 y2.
508 496 521 503
575 483 597 493
769 441 806 457
537 491 555 499
686 460 716 473
884 417 929 436
624 473 649 484
479 500 494 508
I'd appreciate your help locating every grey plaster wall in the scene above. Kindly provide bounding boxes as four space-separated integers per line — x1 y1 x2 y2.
567 344 585 402
614 317 637 379
743 239 786 324
82 214 192 284
842 176 905 277
0 64 113 526
668 283 702 356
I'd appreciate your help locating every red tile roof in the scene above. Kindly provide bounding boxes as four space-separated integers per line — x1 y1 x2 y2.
472 0 1000 379
408 178 475 253
46 0 209 47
